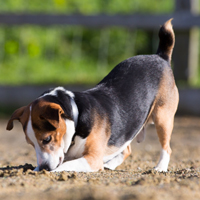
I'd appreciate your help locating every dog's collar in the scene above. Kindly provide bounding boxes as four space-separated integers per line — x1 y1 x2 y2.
70 97 79 128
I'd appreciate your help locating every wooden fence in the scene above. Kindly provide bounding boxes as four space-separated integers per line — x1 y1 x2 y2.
0 12 199 29
0 0 199 83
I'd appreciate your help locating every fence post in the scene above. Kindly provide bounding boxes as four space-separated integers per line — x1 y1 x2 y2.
173 0 199 85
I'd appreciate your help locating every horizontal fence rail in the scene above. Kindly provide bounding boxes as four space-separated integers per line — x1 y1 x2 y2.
0 13 199 29
0 85 200 116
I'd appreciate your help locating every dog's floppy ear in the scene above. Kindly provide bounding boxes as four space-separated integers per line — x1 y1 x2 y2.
39 103 65 129
6 106 27 130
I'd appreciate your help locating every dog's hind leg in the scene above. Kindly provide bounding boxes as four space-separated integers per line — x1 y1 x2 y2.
153 85 178 172
153 113 174 172
104 144 131 170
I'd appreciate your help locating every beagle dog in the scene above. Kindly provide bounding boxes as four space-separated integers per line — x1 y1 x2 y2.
7 19 178 172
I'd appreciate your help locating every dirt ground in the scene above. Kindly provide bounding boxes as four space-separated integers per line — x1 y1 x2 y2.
0 116 200 200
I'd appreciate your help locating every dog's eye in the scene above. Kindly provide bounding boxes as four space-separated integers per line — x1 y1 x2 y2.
42 136 52 145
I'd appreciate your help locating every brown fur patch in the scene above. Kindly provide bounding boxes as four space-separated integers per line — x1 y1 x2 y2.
7 99 68 151
6 105 34 146
151 66 179 155
31 99 67 152
6 106 29 131
83 111 111 171
123 144 132 161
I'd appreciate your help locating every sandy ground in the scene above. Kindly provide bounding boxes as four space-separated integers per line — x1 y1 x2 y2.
0 116 200 200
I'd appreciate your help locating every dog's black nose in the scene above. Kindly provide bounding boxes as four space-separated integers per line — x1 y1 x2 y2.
39 163 50 171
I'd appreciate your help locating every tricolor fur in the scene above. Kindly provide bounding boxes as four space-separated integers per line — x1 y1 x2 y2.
7 19 179 172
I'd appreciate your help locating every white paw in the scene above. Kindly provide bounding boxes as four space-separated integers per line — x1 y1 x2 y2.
154 166 168 172
104 153 124 170
51 168 63 172
155 149 170 172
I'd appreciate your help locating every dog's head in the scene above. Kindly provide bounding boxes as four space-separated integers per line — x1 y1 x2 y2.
6 98 76 171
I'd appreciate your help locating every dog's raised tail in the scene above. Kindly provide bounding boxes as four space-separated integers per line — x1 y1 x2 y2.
156 19 175 63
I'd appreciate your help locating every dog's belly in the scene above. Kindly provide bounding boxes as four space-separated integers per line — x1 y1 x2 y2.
103 140 132 163
64 134 132 164
64 120 148 164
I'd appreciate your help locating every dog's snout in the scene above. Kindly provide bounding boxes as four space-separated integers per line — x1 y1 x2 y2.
39 163 51 171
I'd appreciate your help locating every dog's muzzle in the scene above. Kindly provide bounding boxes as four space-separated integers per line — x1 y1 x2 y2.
38 156 63 171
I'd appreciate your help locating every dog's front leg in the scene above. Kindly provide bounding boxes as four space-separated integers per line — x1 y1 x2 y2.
33 156 99 172
52 116 109 172
51 156 102 172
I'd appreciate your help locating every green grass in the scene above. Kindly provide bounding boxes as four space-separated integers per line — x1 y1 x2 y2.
0 26 153 86
0 0 174 14
0 56 112 85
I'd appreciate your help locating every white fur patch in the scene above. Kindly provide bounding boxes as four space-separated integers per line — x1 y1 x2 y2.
65 90 75 98
52 157 92 172
39 86 64 98
27 106 42 167
104 152 124 170
154 149 170 172
63 119 75 153
39 86 75 99
65 136 87 161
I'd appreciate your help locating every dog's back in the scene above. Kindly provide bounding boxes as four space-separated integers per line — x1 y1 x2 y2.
101 19 178 172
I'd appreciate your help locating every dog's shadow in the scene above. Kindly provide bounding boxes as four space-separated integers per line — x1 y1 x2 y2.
0 163 35 172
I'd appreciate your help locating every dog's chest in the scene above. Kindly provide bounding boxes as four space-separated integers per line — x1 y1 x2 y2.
64 136 87 161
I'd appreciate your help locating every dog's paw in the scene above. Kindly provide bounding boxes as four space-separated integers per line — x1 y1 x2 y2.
154 149 170 172
154 166 168 172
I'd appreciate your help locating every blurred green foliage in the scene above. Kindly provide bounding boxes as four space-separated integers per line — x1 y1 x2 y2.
0 0 176 85
0 0 173 14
